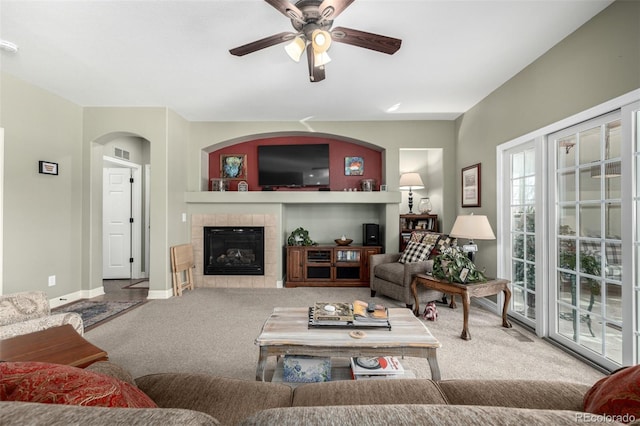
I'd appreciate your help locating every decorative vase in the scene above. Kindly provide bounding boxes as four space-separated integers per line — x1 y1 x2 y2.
418 197 432 214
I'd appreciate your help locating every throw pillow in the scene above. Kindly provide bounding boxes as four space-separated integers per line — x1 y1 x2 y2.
0 361 157 408
583 365 640 423
429 234 458 259
409 232 425 244
398 241 431 264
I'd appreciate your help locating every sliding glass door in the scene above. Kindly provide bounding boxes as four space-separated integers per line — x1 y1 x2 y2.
501 141 539 327
549 112 623 369
498 94 639 371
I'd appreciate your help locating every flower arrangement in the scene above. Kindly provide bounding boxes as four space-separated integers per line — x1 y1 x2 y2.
432 246 487 283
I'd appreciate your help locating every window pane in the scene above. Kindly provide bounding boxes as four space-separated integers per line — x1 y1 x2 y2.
605 283 622 322
512 152 524 178
579 168 601 201
524 149 535 175
559 207 576 235
606 120 621 159
605 174 621 199
512 179 522 204
512 208 524 232
579 204 601 238
526 235 535 261
579 127 601 165
525 208 535 232
605 242 622 281
558 136 576 168
525 176 535 203
513 234 524 259
605 203 621 239
558 171 575 202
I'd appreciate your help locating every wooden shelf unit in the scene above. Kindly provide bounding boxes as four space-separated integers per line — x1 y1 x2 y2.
285 245 382 288
399 214 438 251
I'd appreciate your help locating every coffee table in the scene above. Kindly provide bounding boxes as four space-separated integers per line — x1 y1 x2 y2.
0 324 108 368
255 307 441 381
411 274 512 340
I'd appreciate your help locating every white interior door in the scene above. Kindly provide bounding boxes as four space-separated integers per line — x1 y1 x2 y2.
103 167 132 279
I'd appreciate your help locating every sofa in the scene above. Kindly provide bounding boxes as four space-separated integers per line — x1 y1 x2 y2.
370 231 456 309
2 361 638 425
0 291 84 339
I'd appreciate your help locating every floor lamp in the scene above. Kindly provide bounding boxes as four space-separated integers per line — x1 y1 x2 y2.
399 172 424 214
449 214 496 262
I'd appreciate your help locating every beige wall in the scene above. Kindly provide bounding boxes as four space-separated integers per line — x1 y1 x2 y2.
455 0 640 277
0 73 83 297
82 107 187 298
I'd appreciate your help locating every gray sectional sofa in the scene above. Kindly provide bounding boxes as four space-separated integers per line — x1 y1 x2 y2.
0 361 627 425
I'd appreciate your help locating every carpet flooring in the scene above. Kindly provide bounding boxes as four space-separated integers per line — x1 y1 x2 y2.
54 300 145 331
84 287 606 385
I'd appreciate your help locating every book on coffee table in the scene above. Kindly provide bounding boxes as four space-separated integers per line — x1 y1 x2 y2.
308 301 391 330
350 356 405 379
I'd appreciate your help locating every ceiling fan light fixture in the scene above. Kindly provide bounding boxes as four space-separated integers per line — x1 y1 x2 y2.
314 51 331 67
284 36 306 62
311 29 331 54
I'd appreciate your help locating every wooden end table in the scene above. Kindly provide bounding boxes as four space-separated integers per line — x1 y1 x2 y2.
411 274 512 340
0 324 108 368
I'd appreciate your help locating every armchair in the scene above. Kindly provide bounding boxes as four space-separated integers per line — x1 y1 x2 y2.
370 232 456 309
0 291 84 339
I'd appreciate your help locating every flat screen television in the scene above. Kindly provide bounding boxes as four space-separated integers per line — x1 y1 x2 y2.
258 144 330 188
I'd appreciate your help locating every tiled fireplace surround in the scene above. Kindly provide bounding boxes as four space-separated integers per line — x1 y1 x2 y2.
191 213 278 288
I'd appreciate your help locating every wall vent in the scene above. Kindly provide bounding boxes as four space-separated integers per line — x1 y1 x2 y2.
114 147 130 160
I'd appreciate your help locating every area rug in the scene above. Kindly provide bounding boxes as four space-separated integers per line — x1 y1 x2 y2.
54 300 145 331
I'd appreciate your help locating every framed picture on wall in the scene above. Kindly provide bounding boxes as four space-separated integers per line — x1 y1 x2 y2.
461 163 481 207
345 156 364 175
221 154 247 180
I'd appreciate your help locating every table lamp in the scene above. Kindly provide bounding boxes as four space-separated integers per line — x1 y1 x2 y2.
449 214 496 262
399 172 425 214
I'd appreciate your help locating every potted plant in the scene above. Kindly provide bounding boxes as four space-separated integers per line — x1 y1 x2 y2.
432 246 487 283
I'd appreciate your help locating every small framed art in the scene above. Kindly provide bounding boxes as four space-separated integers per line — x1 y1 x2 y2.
221 154 247 180
39 161 58 175
344 157 364 176
461 163 481 207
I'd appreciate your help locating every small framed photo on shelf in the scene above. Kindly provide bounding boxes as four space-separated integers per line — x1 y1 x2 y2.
461 163 481 207
221 154 247 180
39 161 58 175
344 157 364 176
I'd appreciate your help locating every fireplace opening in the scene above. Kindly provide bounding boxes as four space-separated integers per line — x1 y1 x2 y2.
204 226 264 275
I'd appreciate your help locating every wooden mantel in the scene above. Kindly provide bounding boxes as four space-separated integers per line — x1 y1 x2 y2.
184 191 401 204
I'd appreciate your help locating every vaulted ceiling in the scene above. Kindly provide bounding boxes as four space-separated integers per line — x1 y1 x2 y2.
0 0 613 122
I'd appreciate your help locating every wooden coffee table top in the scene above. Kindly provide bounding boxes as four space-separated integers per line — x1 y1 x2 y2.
256 307 441 349
0 324 108 368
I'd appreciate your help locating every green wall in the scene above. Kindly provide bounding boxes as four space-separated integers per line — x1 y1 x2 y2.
455 0 640 277
0 73 83 297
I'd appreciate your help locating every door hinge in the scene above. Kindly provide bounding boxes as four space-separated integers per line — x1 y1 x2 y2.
130 177 134 183
130 218 134 223
130 257 134 263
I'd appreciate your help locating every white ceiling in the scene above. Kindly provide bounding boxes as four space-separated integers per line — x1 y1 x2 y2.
0 0 613 122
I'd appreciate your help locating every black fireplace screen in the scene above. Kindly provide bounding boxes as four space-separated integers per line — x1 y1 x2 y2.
203 227 264 275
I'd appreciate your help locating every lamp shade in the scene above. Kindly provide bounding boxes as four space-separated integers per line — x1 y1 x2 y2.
399 172 424 190
311 29 332 53
450 214 496 240
285 36 305 62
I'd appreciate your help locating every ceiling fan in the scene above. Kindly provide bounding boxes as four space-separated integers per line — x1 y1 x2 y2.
229 0 402 83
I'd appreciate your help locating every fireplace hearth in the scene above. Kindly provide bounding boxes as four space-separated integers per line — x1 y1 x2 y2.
204 227 264 275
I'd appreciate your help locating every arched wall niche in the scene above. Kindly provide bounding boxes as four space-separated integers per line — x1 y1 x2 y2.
203 131 385 192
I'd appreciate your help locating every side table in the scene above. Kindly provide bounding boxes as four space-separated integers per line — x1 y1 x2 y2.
410 274 512 340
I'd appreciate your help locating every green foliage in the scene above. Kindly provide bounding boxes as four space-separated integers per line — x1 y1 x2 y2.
287 227 316 246
432 246 487 283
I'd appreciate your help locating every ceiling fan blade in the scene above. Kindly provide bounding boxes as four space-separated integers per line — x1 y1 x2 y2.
264 0 304 22
229 32 297 56
306 44 326 83
318 0 355 21
331 26 401 55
